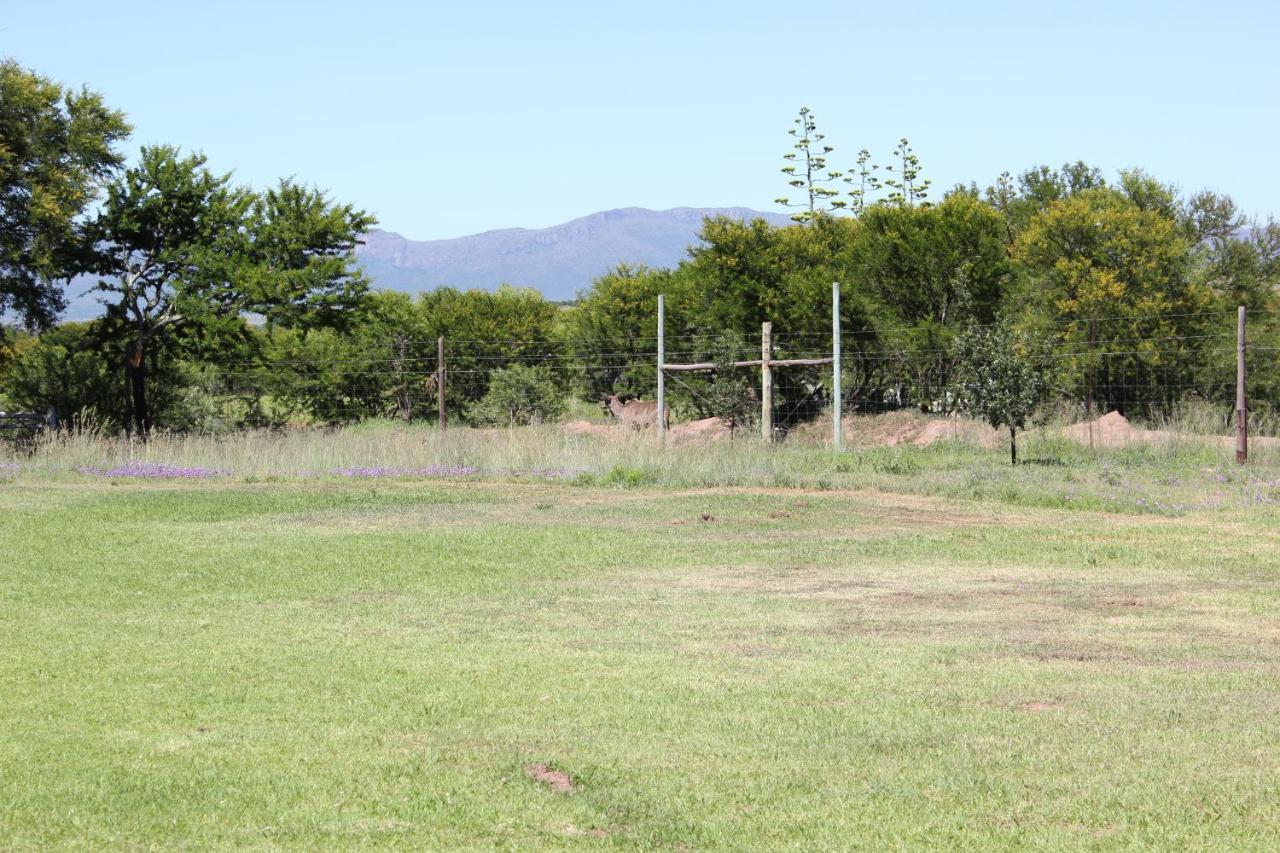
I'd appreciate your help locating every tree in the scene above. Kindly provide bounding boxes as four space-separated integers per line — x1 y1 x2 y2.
89 146 375 434
953 324 1050 464
1013 187 1211 415
984 161 1105 241
89 146 250 433
0 61 130 331
562 263 673 401
775 107 845 223
242 179 377 330
698 332 756 434
851 193 1012 403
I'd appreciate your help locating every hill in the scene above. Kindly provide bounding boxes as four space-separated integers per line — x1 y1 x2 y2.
55 206 793 320
355 206 794 301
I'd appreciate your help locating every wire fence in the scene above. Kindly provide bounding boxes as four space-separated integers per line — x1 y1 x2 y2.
152 305 1280 447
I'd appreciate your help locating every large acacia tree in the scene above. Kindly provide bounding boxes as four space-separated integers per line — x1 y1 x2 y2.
0 60 130 331
89 145 375 433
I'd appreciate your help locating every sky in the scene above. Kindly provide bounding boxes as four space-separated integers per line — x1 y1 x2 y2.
5 1 1279 240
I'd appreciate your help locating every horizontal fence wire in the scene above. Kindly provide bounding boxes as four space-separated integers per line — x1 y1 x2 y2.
110 306 1271 435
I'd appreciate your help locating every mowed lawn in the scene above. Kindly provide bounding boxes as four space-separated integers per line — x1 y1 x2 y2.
2 479 1279 849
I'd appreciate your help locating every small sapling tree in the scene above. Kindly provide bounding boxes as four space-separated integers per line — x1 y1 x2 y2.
952 324 1050 464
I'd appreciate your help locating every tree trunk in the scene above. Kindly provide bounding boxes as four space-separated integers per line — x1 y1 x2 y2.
125 340 150 437
1009 426 1017 465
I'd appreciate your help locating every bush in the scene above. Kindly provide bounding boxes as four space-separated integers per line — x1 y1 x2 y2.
1 324 125 427
600 465 653 488
467 365 565 427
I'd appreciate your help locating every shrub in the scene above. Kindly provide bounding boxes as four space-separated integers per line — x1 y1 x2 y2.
468 365 565 427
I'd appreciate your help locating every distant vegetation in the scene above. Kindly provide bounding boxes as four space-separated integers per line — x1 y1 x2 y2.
3 64 1278 437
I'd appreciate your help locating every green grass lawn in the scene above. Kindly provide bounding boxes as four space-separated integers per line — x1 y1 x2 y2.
2 477 1279 849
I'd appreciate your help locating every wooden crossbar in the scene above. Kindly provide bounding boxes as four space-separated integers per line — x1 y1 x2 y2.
662 357 833 372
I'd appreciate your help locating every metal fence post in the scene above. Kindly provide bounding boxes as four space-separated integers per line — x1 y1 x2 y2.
1237 306 1247 464
657 295 666 437
437 336 446 431
761 321 773 443
832 281 842 450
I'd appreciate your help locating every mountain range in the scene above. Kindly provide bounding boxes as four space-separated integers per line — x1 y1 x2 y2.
58 206 793 320
355 206 794 302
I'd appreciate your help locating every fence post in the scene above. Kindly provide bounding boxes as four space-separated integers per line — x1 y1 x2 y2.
832 281 842 451
657 294 666 437
761 321 774 443
1237 306 1247 464
437 335 446 432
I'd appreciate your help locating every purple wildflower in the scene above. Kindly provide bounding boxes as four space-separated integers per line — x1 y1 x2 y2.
335 464 478 478
504 466 584 480
78 462 221 479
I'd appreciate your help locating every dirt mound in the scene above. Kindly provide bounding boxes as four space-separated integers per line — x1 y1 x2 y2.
1063 411 1142 446
843 411 1001 448
525 763 575 793
911 418 1002 448
562 420 615 437
669 416 736 442
563 417 737 443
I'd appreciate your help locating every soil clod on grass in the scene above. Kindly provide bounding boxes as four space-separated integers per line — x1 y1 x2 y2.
525 763 575 793
1018 700 1063 712
700 513 716 522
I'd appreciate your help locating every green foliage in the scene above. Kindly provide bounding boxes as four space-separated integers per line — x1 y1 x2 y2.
0 60 130 330
693 333 757 430
984 161 1106 240
0 322 246 431
852 193 1011 404
953 324 1051 464
561 264 669 401
268 287 563 425
88 146 255 432
599 464 654 487
242 179 377 330
87 146 374 432
1013 187 1212 414
0 323 124 425
467 364 564 426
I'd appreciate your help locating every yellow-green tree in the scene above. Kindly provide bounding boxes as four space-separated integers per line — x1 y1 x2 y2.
0 60 130 330
1014 188 1213 415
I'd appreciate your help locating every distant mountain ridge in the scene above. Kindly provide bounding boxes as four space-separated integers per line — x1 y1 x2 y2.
56 206 794 320
355 206 794 301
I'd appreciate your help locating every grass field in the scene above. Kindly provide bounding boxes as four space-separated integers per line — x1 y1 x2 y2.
3 452 1280 848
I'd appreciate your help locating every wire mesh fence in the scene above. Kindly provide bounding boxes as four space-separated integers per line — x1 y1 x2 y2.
155 305 1280 450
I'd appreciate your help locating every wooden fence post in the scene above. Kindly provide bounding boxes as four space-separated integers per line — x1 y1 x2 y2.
438 335 446 432
761 321 773 443
1237 306 1247 464
832 281 842 451
657 295 666 438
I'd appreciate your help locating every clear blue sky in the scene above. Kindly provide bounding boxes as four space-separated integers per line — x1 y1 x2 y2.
6 1 1278 239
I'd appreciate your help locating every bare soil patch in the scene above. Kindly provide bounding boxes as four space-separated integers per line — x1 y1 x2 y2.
525 763 575 793
1018 700 1063 712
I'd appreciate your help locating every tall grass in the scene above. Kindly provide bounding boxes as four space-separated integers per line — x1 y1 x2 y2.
5 414 1280 515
